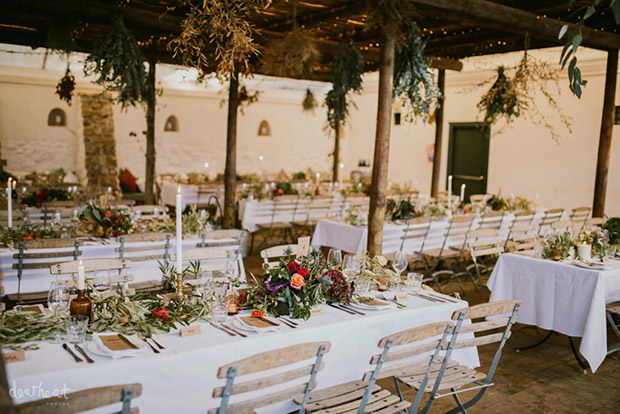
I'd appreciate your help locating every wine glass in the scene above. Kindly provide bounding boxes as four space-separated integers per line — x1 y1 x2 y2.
342 254 360 280
392 251 408 276
327 249 342 267
197 270 214 298
47 281 70 343
92 270 111 296
225 257 240 285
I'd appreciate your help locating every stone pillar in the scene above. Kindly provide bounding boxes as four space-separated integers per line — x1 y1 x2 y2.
79 93 120 193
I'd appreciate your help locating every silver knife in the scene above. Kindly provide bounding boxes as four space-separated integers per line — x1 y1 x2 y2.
222 323 248 338
210 322 236 336
426 292 458 303
74 344 95 363
411 293 441 302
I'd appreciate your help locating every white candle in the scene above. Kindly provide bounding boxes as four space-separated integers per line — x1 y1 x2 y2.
78 260 85 290
73 186 77 193
176 186 183 273
242 183 247 190
54 212 61 224
68 187 72 194
447 175 453 209
7 178 12 228
511 193 515 202
154 207 159 217
73 209 78 220
107 187 112 194
316 172 320 187
199 209 206 221
339 163 344 189
482 194 488 204
460 184 466 203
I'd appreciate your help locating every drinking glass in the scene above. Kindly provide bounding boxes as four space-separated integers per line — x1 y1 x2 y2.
407 272 424 294
327 249 342 267
196 270 214 298
342 254 359 280
211 284 228 323
354 278 371 296
92 270 111 296
47 281 70 343
225 258 240 284
65 315 89 344
392 251 408 276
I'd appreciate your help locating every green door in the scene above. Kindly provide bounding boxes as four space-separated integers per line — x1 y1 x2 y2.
447 123 490 203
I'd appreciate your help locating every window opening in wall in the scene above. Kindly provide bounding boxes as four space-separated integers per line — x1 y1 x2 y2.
48 108 66 126
615 106 620 125
394 112 401 125
164 115 179 132
258 120 271 136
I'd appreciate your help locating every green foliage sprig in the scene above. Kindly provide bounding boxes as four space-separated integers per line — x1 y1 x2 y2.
542 231 575 261
262 27 320 78
80 204 133 238
603 217 620 245
302 89 318 112
0 310 57 350
325 42 364 131
1 223 77 245
477 66 520 124
393 28 441 123
386 199 420 221
83 14 147 108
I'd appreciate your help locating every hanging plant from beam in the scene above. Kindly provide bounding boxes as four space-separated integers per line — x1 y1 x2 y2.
393 28 441 123
366 0 417 36
477 66 520 124
262 28 320 78
55 67 75 105
170 0 270 77
302 88 318 112
83 14 147 108
325 42 364 132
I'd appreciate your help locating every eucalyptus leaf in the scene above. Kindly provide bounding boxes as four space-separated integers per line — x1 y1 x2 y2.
558 24 568 39
583 5 596 20
572 35 583 54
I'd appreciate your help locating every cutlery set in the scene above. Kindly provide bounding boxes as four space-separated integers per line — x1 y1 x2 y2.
62 333 167 361
62 343 94 363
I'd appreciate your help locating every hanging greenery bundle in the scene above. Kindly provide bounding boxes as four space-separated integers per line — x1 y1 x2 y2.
477 66 520 124
169 0 270 77
83 14 147 108
324 42 364 131
262 27 320 78
302 88 318 112
45 20 77 58
366 0 417 36
55 67 75 105
393 28 441 122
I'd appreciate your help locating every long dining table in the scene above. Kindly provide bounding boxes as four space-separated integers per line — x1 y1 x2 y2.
487 253 620 372
5 294 479 413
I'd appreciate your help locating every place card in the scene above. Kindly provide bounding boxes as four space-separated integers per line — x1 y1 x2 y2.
394 294 409 303
99 195 108 209
296 236 310 258
99 335 133 351
180 325 201 337
15 304 44 314
239 317 273 328
310 307 324 317
3 350 25 364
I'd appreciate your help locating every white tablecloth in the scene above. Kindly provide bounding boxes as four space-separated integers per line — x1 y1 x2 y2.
6 296 478 413
488 253 620 372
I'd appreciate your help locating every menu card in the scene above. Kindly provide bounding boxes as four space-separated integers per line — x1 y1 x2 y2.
239 316 274 328
99 334 134 351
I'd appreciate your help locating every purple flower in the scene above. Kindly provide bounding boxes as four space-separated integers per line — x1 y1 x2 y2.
265 276 286 292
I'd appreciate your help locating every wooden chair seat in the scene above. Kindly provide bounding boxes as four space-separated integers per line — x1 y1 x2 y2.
607 301 620 315
257 221 292 230
419 248 461 259
399 364 486 392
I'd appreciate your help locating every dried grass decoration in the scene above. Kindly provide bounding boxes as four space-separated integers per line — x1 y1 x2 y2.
302 88 318 112
55 67 76 105
262 25 320 78
477 66 520 124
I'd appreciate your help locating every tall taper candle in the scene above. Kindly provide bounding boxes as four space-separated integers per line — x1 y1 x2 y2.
339 163 344 189
460 184 466 203
447 175 453 209
78 260 85 290
7 178 12 228
315 172 320 187
176 186 183 273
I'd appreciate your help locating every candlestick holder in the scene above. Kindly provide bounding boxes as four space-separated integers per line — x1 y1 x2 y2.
175 271 186 302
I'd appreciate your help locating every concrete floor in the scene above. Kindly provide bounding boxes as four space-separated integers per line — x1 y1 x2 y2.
243 253 620 413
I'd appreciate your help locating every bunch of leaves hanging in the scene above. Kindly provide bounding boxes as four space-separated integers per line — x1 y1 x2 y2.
558 0 620 98
477 66 520 124
45 20 77 58
169 0 270 77
393 28 441 123
219 85 261 115
365 0 417 36
55 67 75 105
262 26 320 78
83 14 147 108
302 88 318 112
324 42 364 132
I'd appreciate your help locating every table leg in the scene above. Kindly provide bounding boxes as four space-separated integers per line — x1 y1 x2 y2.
567 336 588 374
514 329 554 351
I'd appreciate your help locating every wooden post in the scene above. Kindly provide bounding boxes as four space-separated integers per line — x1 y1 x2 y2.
430 69 446 199
144 58 156 205
223 71 239 229
332 121 341 183
592 50 618 218
367 34 395 257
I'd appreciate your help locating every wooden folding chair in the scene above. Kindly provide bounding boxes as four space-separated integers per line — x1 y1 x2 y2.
255 197 300 252
297 321 454 414
50 258 135 297
468 194 486 204
507 223 538 254
13 239 83 303
387 217 433 273
569 206 591 227
131 204 167 220
583 217 605 230
464 228 504 300
198 229 248 278
606 301 620 356
537 208 565 235
503 210 536 250
260 244 298 269
116 232 172 262
550 220 575 234
208 342 330 414
477 210 505 232
14 383 142 414
293 199 335 238
170 247 238 283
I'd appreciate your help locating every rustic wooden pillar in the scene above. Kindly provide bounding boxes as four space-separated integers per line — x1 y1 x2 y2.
592 49 618 218
367 34 395 256
144 58 156 205
430 69 445 199
223 71 239 229
332 121 341 183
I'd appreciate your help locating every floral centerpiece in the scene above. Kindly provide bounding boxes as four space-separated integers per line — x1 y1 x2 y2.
1 223 77 245
146 205 208 235
273 182 298 196
542 231 574 261
577 228 605 258
22 187 70 208
80 204 133 238
241 247 352 319
486 193 532 211
357 252 400 290
602 217 620 246
386 199 421 221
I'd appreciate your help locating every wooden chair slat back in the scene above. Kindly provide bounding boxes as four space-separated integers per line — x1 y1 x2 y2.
204 229 245 240
584 217 604 227
18 239 83 249
209 383 314 414
377 321 451 348
466 228 498 239
551 220 574 231
451 300 520 320
170 248 234 262
260 244 297 260
469 194 486 203
117 232 171 242
51 258 131 275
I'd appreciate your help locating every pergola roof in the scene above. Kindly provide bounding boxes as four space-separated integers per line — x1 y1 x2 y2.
1 0 619 81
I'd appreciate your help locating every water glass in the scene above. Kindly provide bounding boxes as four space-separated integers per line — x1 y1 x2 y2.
327 249 342 267
342 254 360 280
48 281 70 343
211 297 227 323
197 270 214 298
65 315 89 344
92 271 112 295
407 273 424 294
392 251 408 276
354 278 371 296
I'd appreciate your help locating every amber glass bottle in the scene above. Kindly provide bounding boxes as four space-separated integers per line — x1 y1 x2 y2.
70 289 92 318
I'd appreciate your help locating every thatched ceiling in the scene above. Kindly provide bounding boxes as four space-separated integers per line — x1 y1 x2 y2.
1 0 619 81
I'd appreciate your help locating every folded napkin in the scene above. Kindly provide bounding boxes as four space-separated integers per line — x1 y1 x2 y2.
356 297 390 307
93 333 144 359
235 316 281 334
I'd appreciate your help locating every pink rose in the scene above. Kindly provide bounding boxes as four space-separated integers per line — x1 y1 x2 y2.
290 273 306 290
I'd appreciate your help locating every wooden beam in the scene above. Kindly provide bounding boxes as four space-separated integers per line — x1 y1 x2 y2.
410 0 620 51
592 50 618 218
223 71 240 229
430 69 445 199
144 58 156 205
367 32 395 257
